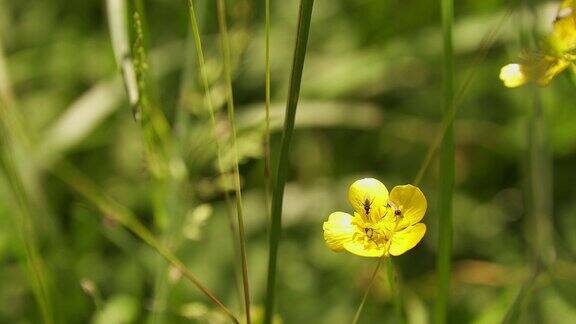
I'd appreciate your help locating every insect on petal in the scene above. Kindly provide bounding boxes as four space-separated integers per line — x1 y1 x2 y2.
347 178 389 221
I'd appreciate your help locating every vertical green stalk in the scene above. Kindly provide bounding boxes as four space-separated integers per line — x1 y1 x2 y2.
263 1 314 323
351 258 383 324
413 5 513 185
184 0 244 309
215 0 251 322
386 259 404 324
131 0 173 184
108 1 184 321
263 0 272 225
434 0 454 322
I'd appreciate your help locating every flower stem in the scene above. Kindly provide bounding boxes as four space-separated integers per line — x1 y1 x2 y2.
386 258 404 324
263 1 315 323
351 258 383 324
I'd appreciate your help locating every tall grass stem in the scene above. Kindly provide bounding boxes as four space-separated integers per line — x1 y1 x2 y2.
184 0 244 309
413 5 513 185
263 1 315 323
52 161 240 323
263 0 272 227
215 0 252 322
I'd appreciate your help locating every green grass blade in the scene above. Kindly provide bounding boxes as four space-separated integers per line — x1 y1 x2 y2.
263 0 272 227
263 1 315 323
434 0 455 322
0 126 54 324
0 32 54 324
215 0 252 322
351 258 383 324
108 2 185 321
131 0 174 182
185 0 244 309
413 5 514 185
502 265 540 324
51 161 240 323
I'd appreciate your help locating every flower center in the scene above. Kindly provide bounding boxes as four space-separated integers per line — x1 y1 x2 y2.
353 221 390 251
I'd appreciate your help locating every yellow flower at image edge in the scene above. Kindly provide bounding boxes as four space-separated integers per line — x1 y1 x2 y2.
499 0 576 88
322 178 427 258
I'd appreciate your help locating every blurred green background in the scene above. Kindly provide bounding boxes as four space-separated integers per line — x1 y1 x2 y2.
1 0 576 323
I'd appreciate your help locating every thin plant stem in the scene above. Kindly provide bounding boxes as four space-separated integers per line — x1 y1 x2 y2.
185 0 244 309
351 258 383 324
51 161 240 324
413 4 514 185
502 264 540 324
434 0 455 322
263 0 272 227
263 1 315 323
215 0 252 322
0 33 54 324
0 127 54 324
386 259 404 324
131 0 173 182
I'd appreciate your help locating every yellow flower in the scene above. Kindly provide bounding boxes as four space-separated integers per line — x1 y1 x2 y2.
500 0 576 88
322 178 427 258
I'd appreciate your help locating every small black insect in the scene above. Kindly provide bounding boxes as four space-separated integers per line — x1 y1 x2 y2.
364 228 374 238
363 198 372 215
394 209 402 216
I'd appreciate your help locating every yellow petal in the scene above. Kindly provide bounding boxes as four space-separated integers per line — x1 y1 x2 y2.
343 241 386 258
389 223 426 256
551 1 576 53
389 184 427 229
322 212 354 252
499 63 528 88
347 178 389 221
500 55 570 88
559 0 574 11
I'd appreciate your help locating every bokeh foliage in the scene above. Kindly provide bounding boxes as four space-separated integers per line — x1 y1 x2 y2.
0 0 576 323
